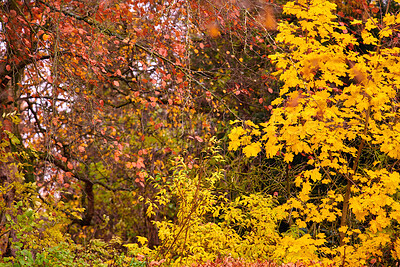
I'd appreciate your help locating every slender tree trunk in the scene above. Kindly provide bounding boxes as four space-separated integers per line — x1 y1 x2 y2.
339 106 370 246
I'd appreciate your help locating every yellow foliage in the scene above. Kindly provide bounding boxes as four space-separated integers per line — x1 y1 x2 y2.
243 142 261 157
227 0 400 264
152 141 289 266
393 238 400 260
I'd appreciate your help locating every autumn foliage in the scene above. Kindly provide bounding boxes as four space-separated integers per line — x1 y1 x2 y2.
1 0 400 266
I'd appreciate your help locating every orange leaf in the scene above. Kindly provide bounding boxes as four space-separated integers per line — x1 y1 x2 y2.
126 162 136 169
207 22 220 38
42 33 51 41
136 157 145 169
258 6 277 30
67 162 73 169
57 173 64 183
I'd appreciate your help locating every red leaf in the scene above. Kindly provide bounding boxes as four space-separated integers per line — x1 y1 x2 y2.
136 157 145 169
6 65 11 71
195 136 203 142
67 162 73 169
154 123 163 130
113 80 120 86
57 173 64 183
126 162 136 169
158 48 168 57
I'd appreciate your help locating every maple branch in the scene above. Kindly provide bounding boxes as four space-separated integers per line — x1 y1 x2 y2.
19 96 70 102
109 99 134 109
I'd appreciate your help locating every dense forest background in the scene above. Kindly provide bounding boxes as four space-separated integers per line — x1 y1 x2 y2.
1 0 400 265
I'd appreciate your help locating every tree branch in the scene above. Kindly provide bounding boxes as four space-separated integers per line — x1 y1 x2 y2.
38 152 133 192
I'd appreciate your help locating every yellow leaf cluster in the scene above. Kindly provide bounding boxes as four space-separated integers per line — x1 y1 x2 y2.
227 0 400 264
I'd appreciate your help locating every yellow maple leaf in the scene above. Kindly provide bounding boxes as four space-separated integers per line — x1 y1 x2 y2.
228 126 246 151
284 152 294 163
243 142 261 157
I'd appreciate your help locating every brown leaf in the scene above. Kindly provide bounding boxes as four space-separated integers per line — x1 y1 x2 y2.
258 6 277 30
286 91 304 108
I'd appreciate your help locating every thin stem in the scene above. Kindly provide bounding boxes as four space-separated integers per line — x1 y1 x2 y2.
339 105 370 246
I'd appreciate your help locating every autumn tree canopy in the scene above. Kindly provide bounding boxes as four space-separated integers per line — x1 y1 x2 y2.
1 0 400 265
